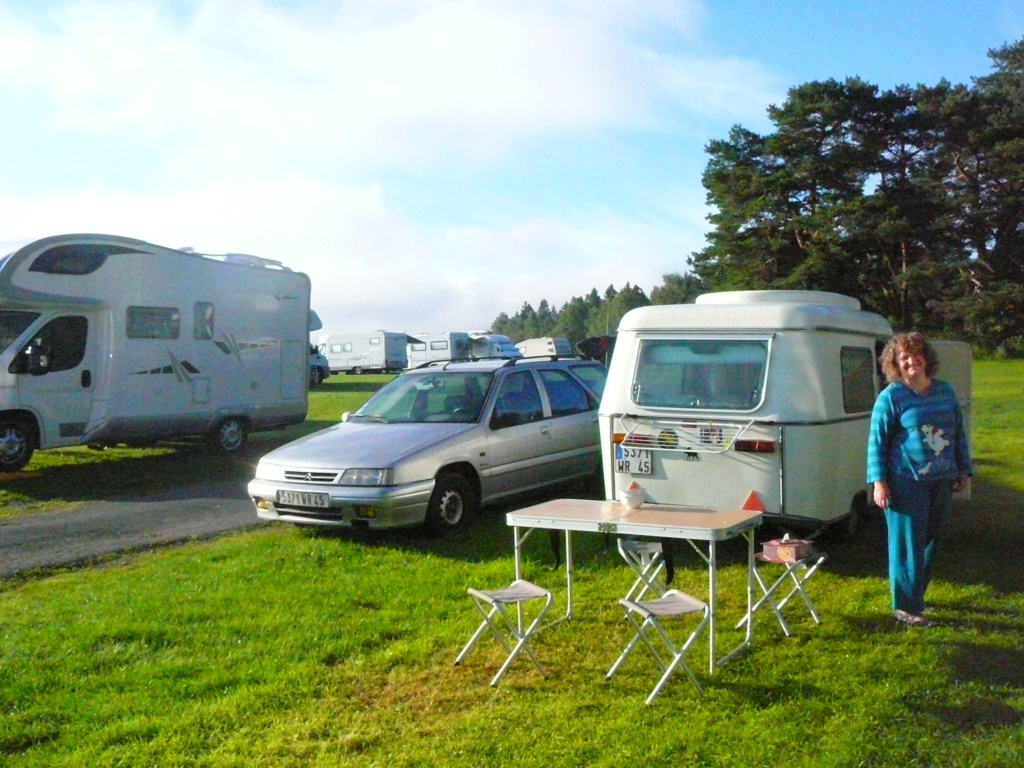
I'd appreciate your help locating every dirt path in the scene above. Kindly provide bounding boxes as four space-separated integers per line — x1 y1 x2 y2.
0 480 263 578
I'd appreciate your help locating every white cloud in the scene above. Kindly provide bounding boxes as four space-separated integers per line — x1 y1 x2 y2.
0 0 783 337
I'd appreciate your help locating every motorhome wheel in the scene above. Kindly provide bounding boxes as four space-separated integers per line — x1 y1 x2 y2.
208 418 247 454
0 419 35 472
425 473 477 532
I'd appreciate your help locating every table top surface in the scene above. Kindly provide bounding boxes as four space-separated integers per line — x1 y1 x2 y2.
506 498 762 541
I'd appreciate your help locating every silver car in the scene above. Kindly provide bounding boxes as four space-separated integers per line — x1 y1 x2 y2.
249 357 607 531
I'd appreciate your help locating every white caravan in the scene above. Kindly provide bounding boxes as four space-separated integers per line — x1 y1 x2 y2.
406 331 472 367
469 333 523 359
600 290 972 533
0 233 312 472
515 336 573 357
318 331 408 374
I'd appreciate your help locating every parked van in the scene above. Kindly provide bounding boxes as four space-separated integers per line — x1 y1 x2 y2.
318 331 408 374
469 333 523 359
0 233 312 471
515 336 573 357
599 290 972 533
406 331 472 367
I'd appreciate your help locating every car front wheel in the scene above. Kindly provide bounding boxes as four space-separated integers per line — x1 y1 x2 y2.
425 473 477 532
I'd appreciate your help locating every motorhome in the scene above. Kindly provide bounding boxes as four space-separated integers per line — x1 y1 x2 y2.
0 233 312 472
406 331 472 367
515 336 573 357
469 332 523 360
599 290 971 533
318 330 408 374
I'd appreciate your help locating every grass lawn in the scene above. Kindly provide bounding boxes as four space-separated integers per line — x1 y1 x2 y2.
1 365 1022 767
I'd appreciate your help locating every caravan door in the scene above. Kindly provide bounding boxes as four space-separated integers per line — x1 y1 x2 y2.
14 313 98 448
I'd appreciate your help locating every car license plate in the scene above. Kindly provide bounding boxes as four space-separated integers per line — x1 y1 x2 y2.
615 446 652 475
278 490 329 508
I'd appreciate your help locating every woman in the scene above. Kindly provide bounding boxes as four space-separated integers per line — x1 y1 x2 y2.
867 332 971 628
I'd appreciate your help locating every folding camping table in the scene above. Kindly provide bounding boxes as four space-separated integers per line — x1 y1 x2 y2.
505 498 763 674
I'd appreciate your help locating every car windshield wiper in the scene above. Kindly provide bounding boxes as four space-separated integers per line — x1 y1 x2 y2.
351 413 390 423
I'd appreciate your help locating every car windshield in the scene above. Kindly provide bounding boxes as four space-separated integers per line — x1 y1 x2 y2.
352 370 495 424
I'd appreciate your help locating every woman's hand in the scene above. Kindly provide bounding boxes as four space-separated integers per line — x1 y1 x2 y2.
873 480 890 510
952 473 970 493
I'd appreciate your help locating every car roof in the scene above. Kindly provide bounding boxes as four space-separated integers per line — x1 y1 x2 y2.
408 356 601 373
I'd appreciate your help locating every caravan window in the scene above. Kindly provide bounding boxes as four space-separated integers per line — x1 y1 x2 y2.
10 315 88 374
841 346 876 413
430 340 449 351
633 338 768 411
127 306 180 339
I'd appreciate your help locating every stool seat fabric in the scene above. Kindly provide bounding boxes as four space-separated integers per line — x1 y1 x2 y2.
607 588 710 704
455 579 553 687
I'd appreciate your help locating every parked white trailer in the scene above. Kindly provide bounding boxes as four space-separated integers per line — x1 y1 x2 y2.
406 331 472 367
469 333 523 359
0 233 312 471
515 336 573 357
600 290 971 533
319 330 408 374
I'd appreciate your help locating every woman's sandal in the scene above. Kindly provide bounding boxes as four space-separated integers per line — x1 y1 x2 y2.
894 609 933 627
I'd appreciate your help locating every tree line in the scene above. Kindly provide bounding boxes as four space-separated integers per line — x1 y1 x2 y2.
492 39 1024 356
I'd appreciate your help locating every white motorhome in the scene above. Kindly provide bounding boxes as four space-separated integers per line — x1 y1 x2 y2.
515 336 573 357
0 233 312 472
406 331 472 367
469 332 523 359
318 330 408 374
600 290 972 533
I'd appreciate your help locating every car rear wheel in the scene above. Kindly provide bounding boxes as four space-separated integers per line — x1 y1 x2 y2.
425 473 477 532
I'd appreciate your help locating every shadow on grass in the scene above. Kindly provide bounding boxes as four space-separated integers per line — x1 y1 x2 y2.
316 378 390 394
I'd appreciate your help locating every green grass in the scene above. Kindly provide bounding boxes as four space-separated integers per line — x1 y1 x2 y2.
1 365 1023 767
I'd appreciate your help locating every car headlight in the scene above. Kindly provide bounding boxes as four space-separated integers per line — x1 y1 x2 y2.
338 468 394 486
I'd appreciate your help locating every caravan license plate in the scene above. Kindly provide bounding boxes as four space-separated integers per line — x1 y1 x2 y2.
615 446 652 475
278 490 329 508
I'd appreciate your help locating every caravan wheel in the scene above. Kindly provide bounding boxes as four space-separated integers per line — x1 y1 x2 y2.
0 418 35 472
208 417 247 454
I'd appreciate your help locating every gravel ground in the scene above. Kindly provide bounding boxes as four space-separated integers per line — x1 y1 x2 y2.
0 479 265 578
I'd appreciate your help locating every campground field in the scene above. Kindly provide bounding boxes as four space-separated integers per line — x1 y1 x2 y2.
1 362 1022 767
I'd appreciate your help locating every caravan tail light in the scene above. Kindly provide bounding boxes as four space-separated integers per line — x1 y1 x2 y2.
733 439 776 453
612 432 626 445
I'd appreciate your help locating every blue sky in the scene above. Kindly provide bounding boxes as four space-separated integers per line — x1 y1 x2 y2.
1 0 1021 337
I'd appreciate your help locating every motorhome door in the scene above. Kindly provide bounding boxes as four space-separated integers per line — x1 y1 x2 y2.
14 313 98 447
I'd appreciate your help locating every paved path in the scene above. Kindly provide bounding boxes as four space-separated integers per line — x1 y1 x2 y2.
0 480 264 577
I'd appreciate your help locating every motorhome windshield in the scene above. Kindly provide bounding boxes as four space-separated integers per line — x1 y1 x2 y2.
0 311 40 356
632 337 768 411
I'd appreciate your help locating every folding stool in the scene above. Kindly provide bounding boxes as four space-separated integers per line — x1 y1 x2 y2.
736 549 827 637
454 579 553 687
606 589 710 704
617 537 667 602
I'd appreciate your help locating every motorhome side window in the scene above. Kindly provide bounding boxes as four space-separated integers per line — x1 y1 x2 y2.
0 311 40 355
633 338 768 411
430 341 449 351
841 346 877 413
127 306 180 339
194 303 215 340
10 316 88 374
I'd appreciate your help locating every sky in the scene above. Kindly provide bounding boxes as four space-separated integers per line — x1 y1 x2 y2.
1 0 1022 340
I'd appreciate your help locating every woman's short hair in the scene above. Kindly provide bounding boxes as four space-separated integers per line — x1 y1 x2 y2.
879 332 939 383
